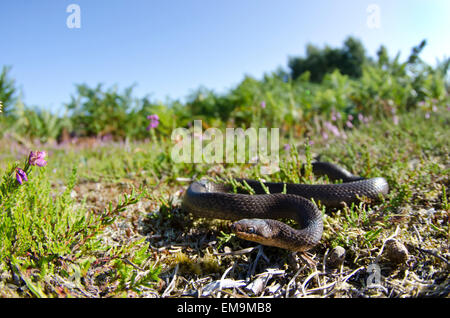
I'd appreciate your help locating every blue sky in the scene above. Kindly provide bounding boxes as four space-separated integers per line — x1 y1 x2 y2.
1 0 449 113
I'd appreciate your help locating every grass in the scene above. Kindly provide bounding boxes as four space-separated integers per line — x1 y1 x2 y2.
0 106 448 298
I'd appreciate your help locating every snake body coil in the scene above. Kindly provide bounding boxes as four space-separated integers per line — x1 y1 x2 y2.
181 162 389 252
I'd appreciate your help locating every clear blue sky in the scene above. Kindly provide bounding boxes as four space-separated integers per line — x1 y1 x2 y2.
1 0 449 113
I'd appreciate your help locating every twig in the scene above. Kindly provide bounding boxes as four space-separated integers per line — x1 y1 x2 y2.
162 263 179 297
213 246 259 256
247 245 269 277
300 270 323 296
407 244 450 265
285 265 305 298
342 266 364 283
300 280 337 297
217 264 235 297
364 284 389 295
218 288 249 298
122 258 145 271
412 224 422 243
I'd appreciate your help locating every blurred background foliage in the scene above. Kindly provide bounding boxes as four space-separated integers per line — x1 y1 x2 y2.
0 37 448 143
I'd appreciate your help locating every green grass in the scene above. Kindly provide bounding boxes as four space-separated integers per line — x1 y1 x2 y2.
0 160 161 297
0 106 448 297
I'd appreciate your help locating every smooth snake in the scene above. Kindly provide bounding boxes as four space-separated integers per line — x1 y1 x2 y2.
181 162 389 252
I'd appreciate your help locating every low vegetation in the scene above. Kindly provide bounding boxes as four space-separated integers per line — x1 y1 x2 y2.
0 37 448 297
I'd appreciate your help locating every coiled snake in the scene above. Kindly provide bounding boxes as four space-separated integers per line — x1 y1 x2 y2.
181 162 389 252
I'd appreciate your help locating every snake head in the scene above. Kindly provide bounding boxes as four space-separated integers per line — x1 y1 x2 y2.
231 218 321 252
231 219 277 246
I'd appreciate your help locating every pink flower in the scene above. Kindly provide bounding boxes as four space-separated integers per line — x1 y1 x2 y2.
358 113 364 122
29 151 47 167
260 101 266 109
345 121 353 128
15 168 28 185
283 144 290 151
324 121 341 137
331 110 342 121
425 112 430 119
146 114 160 130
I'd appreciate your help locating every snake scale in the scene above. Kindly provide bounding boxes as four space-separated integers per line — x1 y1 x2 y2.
181 162 389 252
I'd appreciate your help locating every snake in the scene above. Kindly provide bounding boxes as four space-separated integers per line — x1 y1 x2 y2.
181 162 389 252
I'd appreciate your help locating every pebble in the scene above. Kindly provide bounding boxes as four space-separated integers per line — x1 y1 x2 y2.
384 239 409 264
327 246 346 268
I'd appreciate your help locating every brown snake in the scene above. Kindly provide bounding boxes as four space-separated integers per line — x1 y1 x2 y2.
181 162 389 252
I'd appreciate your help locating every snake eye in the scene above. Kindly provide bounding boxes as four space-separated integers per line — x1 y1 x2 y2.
246 227 256 234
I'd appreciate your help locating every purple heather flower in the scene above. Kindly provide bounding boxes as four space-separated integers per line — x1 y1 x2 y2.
348 114 354 121
260 101 266 109
331 111 342 121
147 114 159 121
425 112 430 119
15 168 28 185
324 121 341 137
331 112 337 121
146 114 160 130
345 120 353 128
29 151 47 167
358 113 364 122
393 115 399 125
283 144 291 151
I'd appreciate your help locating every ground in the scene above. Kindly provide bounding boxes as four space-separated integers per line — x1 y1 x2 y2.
0 107 448 298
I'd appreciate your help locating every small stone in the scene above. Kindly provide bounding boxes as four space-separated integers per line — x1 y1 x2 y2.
384 239 409 264
245 276 267 296
327 246 346 268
